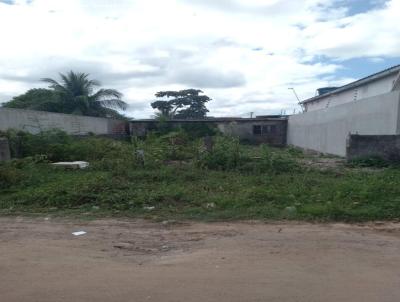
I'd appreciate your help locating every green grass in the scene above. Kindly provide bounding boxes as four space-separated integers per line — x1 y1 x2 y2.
1 131 400 222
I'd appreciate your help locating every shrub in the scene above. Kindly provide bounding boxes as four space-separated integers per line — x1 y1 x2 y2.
238 145 300 174
67 137 133 162
348 156 390 168
196 136 243 170
134 131 197 165
0 164 23 189
2 130 136 162
153 118 218 138
2 129 72 160
180 123 218 138
285 146 304 158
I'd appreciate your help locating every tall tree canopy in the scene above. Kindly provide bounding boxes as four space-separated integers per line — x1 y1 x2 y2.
3 88 62 112
3 71 127 119
151 89 211 119
42 71 127 118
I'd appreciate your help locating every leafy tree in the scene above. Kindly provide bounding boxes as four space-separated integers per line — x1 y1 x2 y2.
42 71 127 118
151 100 174 118
151 89 211 119
2 89 62 112
3 71 127 119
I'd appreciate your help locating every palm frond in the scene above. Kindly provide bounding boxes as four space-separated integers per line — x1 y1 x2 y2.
96 98 127 110
41 78 60 86
41 71 126 116
93 88 122 98
41 77 68 94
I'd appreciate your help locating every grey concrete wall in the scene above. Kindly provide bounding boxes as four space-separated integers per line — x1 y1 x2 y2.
0 108 127 135
287 91 400 156
347 135 400 161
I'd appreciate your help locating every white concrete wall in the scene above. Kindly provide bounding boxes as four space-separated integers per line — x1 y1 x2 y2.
0 108 121 135
288 90 400 156
305 73 399 112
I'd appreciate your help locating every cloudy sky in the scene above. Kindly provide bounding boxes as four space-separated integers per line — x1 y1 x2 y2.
0 0 399 118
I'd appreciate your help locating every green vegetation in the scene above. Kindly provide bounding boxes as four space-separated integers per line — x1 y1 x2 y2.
347 155 392 168
1 130 400 222
2 71 127 119
151 89 211 119
2 89 62 112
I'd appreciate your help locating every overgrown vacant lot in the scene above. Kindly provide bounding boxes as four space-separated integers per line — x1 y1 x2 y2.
1 129 400 221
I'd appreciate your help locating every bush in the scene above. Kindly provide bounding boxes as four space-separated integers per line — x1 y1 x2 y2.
348 156 390 168
1 130 136 162
67 137 133 162
260 146 299 173
285 146 304 158
2 129 72 160
238 145 300 174
153 118 218 138
0 164 23 189
196 136 243 170
134 131 197 165
180 123 218 138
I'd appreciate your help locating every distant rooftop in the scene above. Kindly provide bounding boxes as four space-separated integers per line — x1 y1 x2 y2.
301 64 400 104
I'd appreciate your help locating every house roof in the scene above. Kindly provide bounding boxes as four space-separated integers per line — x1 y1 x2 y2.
301 64 400 105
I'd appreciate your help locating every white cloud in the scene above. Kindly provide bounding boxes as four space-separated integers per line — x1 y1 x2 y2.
303 0 400 59
0 0 399 118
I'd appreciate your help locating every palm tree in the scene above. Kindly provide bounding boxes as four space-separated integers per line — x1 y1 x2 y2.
41 71 127 118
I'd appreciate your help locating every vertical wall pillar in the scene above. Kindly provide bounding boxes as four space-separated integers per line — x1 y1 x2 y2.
0 137 11 161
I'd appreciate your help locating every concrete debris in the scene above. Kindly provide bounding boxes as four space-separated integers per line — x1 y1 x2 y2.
162 220 177 226
52 161 89 169
72 231 87 236
206 202 216 209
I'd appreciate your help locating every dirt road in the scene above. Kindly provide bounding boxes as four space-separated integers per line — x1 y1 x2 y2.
1 218 400 302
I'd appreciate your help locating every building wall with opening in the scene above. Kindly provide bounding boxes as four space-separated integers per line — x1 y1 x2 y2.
130 118 288 146
216 120 287 145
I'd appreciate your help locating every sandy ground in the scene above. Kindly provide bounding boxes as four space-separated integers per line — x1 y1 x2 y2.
1 218 400 302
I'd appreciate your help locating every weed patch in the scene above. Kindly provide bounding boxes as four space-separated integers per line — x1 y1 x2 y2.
1 131 400 222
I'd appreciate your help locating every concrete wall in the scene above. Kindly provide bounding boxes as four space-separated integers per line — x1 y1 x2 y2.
305 73 399 112
0 108 127 135
347 135 400 161
287 90 400 156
